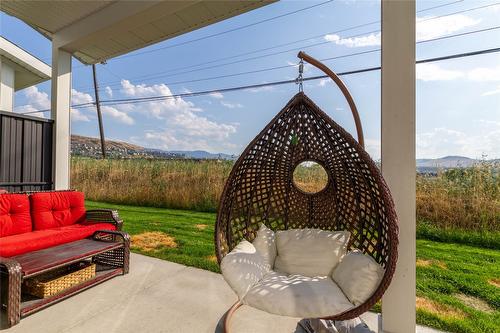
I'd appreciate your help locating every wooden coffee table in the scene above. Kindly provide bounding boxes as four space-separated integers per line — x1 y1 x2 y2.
1 230 130 327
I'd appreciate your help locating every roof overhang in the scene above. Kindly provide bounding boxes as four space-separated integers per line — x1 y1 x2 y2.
1 0 276 65
0 37 51 91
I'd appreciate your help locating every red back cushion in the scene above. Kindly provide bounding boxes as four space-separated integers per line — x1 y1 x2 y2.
0 194 32 237
30 191 86 230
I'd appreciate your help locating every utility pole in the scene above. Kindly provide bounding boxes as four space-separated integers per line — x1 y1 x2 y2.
92 64 106 158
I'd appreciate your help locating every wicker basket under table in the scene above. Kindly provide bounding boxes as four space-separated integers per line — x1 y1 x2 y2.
23 262 96 298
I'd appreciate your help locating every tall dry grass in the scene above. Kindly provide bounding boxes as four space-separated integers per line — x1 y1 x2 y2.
71 157 499 231
416 161 499 231
71 157 232 212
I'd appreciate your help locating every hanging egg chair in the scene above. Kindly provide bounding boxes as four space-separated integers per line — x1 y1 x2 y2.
215 52 398 332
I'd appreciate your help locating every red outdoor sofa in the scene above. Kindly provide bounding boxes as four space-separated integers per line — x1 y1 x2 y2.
0 190 130 327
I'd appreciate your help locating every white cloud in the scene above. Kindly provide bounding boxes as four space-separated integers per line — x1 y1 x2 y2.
71 108 90 122
324 32 381 47
416 64 500 82
118 80 237 151
69 89 95 122
101 106 134 125
416 14 480 41
15 87 92 121
209 91 224 99
71 89 133 124
14 86 50 118
317 78 331 87
482 85 500 96
120 80 202 117
417 126 500 159
220 101 243 109
14 86 136 124
135 130 237 152
245 85 275 93
324 14 480 48
105 86 113 97
71 89 94 105
467 65 500 82
416 63 464 81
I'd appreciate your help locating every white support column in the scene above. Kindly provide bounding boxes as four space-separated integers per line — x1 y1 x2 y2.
381 1 416 333
0 58 15 112
51 47 72 190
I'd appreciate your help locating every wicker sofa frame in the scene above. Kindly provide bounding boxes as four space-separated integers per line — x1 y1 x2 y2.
0 192 129 327
215 52 399 331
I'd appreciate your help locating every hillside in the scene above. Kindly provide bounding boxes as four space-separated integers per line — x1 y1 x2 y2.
71 135 492 167
416 156 477 168
71 135 233 159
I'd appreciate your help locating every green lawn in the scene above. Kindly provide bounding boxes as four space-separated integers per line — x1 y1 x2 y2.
86 201 500 333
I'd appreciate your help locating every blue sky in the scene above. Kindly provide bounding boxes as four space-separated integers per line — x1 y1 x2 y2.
2 0 499 159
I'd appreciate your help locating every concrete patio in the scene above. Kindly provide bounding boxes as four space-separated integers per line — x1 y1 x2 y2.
1 1 420 332
1 253 442 333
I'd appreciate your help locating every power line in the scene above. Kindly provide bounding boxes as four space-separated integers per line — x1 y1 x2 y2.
110 0 466 62
79 30 379 91
74 1 500 92
98 46 500 106
20 46 500 115
80 0 463 78
43 0 336 65
114 0 336 60
76 25 500 92
63 0 337 70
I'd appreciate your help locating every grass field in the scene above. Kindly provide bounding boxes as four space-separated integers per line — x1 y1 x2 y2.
86 200 500 333
73 158 499 232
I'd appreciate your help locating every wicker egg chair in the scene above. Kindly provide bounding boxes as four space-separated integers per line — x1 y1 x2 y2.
215 52 399 331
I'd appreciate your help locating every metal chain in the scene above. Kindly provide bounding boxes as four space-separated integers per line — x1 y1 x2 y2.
295 59 304 92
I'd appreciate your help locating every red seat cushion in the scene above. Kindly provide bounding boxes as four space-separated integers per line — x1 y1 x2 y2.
0 194 32 237
0 222 116 257
30 191 86 230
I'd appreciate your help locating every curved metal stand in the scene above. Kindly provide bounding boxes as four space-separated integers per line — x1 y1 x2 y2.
223 301 243 333
298 51 365 148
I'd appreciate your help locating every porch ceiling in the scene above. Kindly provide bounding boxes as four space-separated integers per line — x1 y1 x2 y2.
0 0 276 65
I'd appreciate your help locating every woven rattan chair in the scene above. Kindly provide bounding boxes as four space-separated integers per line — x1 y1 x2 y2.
215 52 399 332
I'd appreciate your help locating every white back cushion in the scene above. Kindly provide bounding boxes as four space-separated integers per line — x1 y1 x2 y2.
332 250 385 305
252 223 277 269
220 240 269 299
274 229 350 277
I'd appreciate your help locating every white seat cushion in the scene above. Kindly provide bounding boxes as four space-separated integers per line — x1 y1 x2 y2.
243 271 354 318
274 229 350 277
252 223 277 269
220 240 269 299
332 250 385 305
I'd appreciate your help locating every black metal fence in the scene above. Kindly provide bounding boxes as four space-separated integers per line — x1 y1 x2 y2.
0 111 53 192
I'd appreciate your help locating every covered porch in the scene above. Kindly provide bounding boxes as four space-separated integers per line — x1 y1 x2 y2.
3 253 439 333
1 1 417 332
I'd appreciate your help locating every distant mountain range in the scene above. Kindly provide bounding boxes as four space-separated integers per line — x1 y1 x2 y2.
415 156 498 173
168 150 237 160
416 156 478 168
71 135 237 160
71 135 493 171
